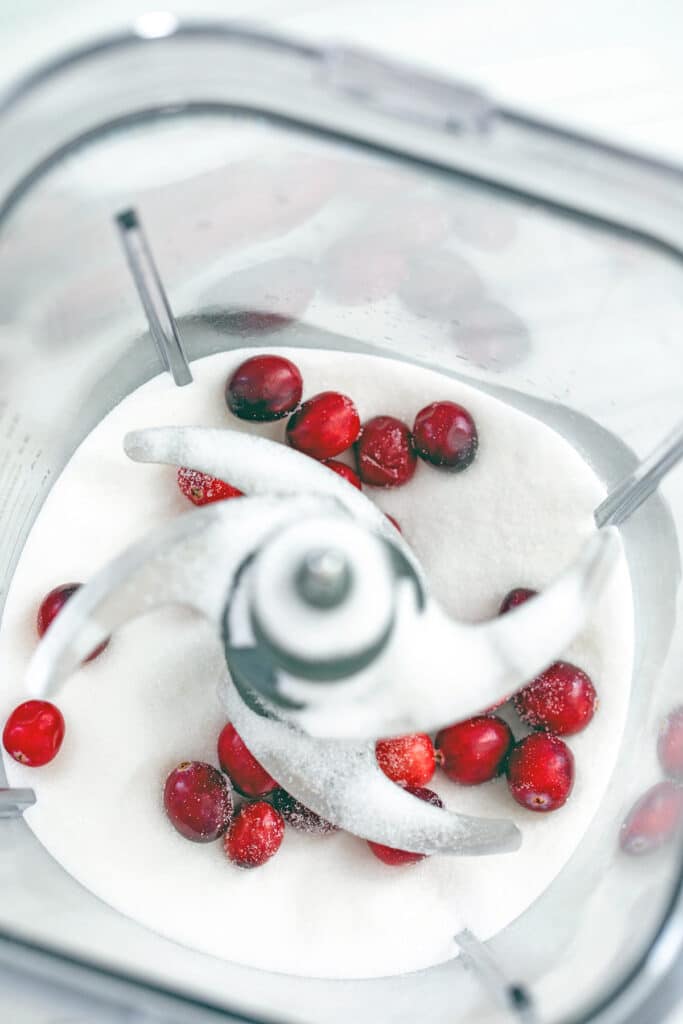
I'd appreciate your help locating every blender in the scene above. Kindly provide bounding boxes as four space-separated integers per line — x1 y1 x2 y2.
0 16 682 1024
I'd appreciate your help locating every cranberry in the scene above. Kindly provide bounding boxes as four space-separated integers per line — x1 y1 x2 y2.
163 761 233 842
499 588 537 614
217 723 278 798
506 733 574 812
287 391 361 460
2 700 65 767
376 733 436 787
513 662 597 737
37 584 108 662
225 800 285 868
412 401 478 471
385 514 402 533
324 459 362 490
270 788 337 835
368 786 443 866
436 715 513 785
226 355 303 421
620 781 683 855
658 707 683 781
356 416 417 488
177 467 243 506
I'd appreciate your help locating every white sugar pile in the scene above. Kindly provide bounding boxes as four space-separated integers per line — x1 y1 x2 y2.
0 348 633 978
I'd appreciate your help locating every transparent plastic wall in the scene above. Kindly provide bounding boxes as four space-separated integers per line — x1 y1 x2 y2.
0 25 681 1024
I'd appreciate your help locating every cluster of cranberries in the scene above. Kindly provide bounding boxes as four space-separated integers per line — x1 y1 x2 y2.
164 722 337 869
174 354 479 518
2 352 618 870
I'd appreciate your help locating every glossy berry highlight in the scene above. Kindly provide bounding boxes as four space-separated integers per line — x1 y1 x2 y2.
226 355 303 421
163 761 233 842
3 700 65 767
218 723 278 798
376 733 436 788
436 715 513 785
412 401 478 471
225 801 285 868
513 661 597 737
356 415 417 488
506 733 574 813
287 391 361 460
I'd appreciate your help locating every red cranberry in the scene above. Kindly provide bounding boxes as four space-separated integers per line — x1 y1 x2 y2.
499 588 537 614
436 715 513 785
324 459 362 489
412 401 478 471
2 700 65 767
356 416 417 488
658 707 683 781
224 800 285 868
513 662 597 737
506 733 574 812
385 514 402 533
287 391 361 460
37 584 108 662
217 723 278 798
270 788 337 835
177 467 243 506
226 355 303 421
376 733 436 787
620 781 683 855
368 786 443 866
163 761 233 842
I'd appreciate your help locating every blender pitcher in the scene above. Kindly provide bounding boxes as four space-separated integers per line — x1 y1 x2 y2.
0 18 682 1024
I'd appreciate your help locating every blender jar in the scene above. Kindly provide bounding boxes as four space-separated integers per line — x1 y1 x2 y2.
0 19 682 1024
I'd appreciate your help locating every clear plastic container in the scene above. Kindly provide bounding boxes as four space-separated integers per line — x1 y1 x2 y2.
0 19 682 1024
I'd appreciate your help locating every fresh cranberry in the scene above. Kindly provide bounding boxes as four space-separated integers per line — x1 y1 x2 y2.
412 401 478 471
513 662 597 737
436 715 513 785
163 761 233 842
385 514 402 533
287 391 361 460
177 467 243 506
658 707 683 781
620 781 683 855
270 788 337 835
499 588 537 614
376 733 436 787
506 733 574 812
368 786 443 866
226 355 303 421
2 700 65 767
324 459 362 489
224 800 285 868
356 416 417 488
217 723 278 798
37 584 108 661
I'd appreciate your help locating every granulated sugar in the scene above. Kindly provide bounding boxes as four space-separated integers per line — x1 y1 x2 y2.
0 348 633 978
